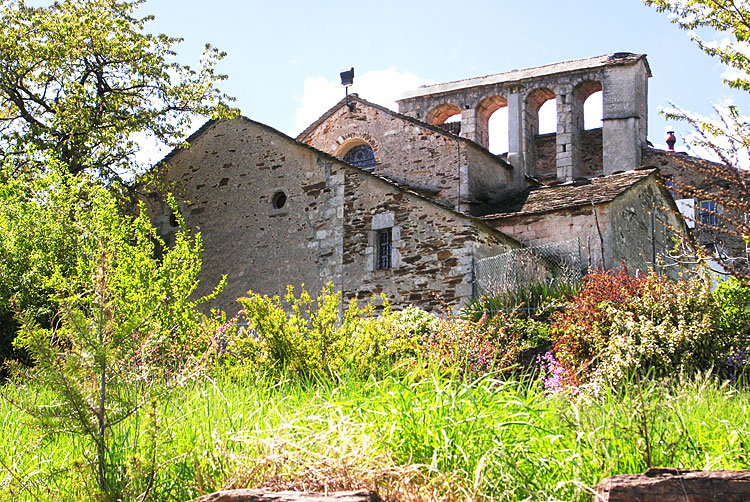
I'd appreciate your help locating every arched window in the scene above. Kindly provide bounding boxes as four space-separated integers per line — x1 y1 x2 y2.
343 144 376 171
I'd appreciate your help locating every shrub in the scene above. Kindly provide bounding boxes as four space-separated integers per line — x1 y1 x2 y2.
418 311 552 377
548 269 750 389
550 268 647 384
233 286 431 378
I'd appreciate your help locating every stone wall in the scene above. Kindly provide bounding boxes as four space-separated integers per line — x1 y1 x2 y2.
145 118 345 314
341 168 517 311
607 175 685 276
485 205 608 270
397 53 650 182
594 468 750 502
642 148 748 268
534 128 603 179
482 175 686 273
147 117 522 314
299 99 514 209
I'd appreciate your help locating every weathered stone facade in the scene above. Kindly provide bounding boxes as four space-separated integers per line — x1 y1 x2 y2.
146 117 523 313
643 147 749 270
145 52 705 315
298 96 516 211
480 170 685 273
397 53 650 181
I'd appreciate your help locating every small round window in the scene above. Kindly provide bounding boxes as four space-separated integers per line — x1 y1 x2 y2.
272 191 287 210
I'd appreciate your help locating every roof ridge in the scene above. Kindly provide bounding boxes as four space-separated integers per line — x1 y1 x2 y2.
399 53 649 101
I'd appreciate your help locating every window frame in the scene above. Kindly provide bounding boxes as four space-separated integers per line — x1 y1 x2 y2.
376 228 392 270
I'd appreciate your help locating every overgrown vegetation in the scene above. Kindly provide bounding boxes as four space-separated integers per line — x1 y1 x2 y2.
4 368 750 501
3 1 750 501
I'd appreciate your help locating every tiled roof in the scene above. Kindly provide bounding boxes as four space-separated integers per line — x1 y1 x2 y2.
480 168 657 219
399 53 650 101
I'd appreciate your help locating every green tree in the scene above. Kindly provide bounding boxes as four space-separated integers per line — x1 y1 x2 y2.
644 0 750 280
0 0 235 183
4 165 218 499
0 0 236 365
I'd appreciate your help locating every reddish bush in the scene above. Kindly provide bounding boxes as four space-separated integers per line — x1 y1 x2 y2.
551 267 647 384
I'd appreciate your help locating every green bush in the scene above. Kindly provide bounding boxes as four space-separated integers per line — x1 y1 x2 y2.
232 286 432 378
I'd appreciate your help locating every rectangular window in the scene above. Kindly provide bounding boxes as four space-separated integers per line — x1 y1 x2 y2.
376 229 392 270
700 200 718 227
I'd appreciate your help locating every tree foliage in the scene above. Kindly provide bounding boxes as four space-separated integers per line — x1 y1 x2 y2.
645 0 750 91
4 165 217 498
0 0 235 183
645 0 750 279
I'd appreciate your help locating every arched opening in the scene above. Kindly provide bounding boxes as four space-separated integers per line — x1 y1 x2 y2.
573 80 604 176
573 80 603 130
526 88 557 177
338 140 377 171
427 103 462 135
584 91 603 130
477 95 508 154
537 99 558 134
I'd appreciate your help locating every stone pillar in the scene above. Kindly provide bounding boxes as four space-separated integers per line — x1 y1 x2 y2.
507 89 525 189
602 61 649 174
460 106 482 144
556 87 580 181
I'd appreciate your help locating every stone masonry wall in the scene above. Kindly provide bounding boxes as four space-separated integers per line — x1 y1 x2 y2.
607 176 683 274
145 118 344 314
148 117 520 315
534 128 604 179
642 148 748 269
341 168 517 311
485 205 608 270
300 101 513 209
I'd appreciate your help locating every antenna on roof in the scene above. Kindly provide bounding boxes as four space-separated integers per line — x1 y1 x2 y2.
340 67 354 111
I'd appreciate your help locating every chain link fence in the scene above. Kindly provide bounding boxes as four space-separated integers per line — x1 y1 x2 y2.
473 238 584 298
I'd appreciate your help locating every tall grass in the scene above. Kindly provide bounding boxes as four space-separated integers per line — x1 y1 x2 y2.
465 280 579 321
2 370 750 501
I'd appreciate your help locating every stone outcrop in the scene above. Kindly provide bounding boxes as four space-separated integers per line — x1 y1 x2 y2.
594 468 750 502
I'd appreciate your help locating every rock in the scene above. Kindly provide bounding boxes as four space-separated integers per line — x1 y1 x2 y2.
192 489 382 502
594 468 750 501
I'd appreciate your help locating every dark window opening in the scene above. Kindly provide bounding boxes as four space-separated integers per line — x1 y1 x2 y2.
377 229 392 270
169 212 178 227
343 144 376 171
272 191 287 210
700 200 718 227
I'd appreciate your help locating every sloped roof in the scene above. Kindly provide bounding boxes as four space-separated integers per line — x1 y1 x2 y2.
481 168 658 219
295 95 512 170
149 115 521 249
399 53 650 101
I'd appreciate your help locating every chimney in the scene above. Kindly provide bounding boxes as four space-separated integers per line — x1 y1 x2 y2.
666 131 676 151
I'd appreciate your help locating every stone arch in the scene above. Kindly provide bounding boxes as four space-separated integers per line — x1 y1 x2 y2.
336 138 378 171
571 79 604 176
476 95 508 152
426 102 462 126
572 79 603 130
524 87 557 177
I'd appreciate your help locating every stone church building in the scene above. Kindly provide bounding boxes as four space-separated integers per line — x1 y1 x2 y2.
145 52 693 314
